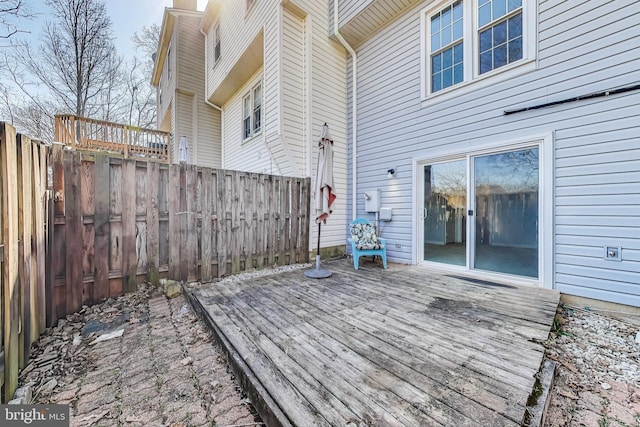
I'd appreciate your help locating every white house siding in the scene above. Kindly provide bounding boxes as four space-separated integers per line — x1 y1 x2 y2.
157 29 177 134
175 92 195 162
347 0 640 305
329 0 372 34
205 0 271 102
307 1 348 250
222 69 277 174
282 8 306 174
197 104 221 168
206 0 348 252
176 14 221 167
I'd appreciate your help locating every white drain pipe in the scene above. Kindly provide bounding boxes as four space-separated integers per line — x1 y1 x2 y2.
333 0 357 221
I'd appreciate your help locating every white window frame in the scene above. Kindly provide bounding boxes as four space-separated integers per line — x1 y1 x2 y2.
421 0 537 104
212 22 221 65
167 42 172 80
242 82 262 141
412 131 554 288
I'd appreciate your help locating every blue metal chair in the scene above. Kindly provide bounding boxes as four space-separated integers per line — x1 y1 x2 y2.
348 218 387 270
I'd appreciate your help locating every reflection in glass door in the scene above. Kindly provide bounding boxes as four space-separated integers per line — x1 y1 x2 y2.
423 160 467 266
473 148 539 278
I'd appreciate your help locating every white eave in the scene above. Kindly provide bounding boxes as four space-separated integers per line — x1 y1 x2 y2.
337 0 422 47
151 7 205 87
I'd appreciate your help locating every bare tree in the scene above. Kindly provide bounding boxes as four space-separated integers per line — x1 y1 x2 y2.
125 23 160 128
0 83 56 143
13 0 121 119
0 0 31 41
2 2 160 142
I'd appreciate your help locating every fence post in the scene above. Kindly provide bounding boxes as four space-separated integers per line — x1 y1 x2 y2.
1 122 20 402
123 125 129 159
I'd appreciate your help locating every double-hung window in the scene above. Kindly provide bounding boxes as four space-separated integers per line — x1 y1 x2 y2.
243 82 262 140
478 0 523 74
167 42 172 80
423 0 533 97
430 1 464 92
212 22 221 64
252 84 262 134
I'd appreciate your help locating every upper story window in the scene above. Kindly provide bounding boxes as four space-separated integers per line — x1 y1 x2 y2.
243 82 262 140
430 1 464 92
478 0 523 74
252 84 262 134
212 22 221 64
167 42 172 80
423 0 534 98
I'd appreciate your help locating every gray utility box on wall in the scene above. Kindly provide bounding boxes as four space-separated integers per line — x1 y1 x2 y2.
364 189 381 213
379 207 392 221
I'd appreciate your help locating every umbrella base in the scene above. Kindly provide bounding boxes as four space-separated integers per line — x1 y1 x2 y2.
304 255 332 279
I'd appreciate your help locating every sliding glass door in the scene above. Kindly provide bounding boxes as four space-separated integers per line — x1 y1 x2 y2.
423 160 467 266
422 146 539 279
473 148 539 278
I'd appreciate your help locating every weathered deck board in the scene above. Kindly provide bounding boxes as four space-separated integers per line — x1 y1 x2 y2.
192 260 560 427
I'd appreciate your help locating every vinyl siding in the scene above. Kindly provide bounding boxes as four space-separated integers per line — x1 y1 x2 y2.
328 0 372 34
157 30 177 126
222 70 275 174
208 0 348 251
197 103 222 168
281 8 306 174
176 15 221 167
176 16 205 95
349 0 640 304
175 92 194 162
305 0 348 250
205 0 270 101
155 11 221 167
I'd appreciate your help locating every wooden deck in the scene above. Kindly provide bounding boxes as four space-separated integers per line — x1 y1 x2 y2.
190 259 560 427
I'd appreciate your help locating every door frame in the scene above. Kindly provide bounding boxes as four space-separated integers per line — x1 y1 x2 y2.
412 132 555 288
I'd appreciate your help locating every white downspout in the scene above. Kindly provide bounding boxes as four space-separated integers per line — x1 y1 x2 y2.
200 27 225 168
333 0 357 221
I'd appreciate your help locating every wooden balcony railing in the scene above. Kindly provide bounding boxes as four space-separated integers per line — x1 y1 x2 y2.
55 115 171 162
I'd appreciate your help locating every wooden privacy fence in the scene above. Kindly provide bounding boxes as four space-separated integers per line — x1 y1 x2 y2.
0 123 49 403
50 145 311 322
0 120 311 402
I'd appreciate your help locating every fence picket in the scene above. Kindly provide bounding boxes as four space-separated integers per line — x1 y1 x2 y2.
1 123 20 402
0 135 311 402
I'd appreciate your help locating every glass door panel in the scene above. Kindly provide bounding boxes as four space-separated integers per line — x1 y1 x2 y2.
423 160 467 266
473 148 539 278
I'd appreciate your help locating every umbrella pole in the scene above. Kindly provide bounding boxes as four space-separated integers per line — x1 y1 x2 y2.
304 222 332 278
316 223 321 269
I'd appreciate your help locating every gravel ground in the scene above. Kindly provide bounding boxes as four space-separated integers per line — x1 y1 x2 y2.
544 303 640 426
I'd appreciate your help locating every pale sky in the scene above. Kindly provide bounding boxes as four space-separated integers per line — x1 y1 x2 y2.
18 0 209 59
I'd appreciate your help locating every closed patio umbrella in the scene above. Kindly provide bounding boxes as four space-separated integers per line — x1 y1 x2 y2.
305 123 336 278
178 136 190 163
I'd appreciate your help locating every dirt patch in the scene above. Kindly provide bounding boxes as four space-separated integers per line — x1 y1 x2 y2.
18 283 261 427
544 304 640 427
